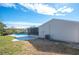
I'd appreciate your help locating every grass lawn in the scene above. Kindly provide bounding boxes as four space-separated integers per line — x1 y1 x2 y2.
0 36 24 55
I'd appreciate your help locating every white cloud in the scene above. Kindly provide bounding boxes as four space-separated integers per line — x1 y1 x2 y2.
19 3 74 16
4 21 42 29
57 6 73 13
4 21 41 27
62 8 73 13
0 3 74 16
0 3 16 8
19 3 57 15
55 13 65 16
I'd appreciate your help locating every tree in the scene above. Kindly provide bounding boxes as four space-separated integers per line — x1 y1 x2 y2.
4 28 20 35
0 22 6 36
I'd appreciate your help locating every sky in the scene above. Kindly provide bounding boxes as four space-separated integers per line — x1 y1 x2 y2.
0 3 79 28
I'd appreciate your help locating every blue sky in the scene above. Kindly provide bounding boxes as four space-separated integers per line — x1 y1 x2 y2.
0 3 79 28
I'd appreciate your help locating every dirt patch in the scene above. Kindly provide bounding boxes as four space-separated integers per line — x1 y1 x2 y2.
14 39 79 55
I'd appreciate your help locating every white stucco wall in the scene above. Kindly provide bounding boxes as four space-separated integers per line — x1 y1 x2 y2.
39 19 79 43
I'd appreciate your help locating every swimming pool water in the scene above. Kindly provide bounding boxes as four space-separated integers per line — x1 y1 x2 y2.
16 36 35 40
9 34 28 37
10 33 36 40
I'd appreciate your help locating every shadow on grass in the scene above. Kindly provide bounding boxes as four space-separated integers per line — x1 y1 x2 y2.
28 39 79 55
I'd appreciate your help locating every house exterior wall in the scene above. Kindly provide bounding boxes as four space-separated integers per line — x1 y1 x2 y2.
39 19 79 43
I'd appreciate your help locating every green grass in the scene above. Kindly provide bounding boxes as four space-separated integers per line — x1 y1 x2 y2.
0 36 23 55
0 36 14 46
0 36 14 40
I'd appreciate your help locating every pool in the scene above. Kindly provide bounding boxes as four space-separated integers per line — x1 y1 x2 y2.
9 33 28 37
9 34 36 41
